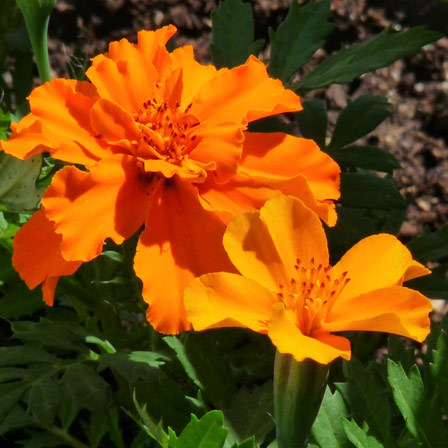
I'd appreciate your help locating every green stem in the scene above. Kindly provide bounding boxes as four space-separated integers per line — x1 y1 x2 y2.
274 352 329 448
48 425 90 448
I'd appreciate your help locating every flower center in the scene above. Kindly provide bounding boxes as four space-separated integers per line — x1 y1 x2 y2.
134 99 200 165
277 258 350 335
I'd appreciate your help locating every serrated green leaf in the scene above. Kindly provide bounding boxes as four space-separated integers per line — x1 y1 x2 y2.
231 437 258 448
337 359 393 446
387 360 447 448
170 411 228 448
298 27 441 92
0 404 35 436
405 265 448 300
98 350 165 382
0 346 58 367
407 226 448 263
269 0 333 81
296 98 327 148
28 374 60 426
62 363 109 412
386 336 415 374
342 419 384 448
0 381 28 424
211 0 262 69
329 146 399 173
224 381 273 444
329 96 390 149
430 320 448 414
339 172 406 210
311 387 351 448
0 153 44 212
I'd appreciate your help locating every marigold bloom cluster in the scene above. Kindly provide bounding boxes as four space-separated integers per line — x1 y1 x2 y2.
0 26 340 334
184 196 432 364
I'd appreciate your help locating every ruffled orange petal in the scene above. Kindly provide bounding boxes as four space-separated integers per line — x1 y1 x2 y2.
184 272 276 333
191 122 244 183
133 178 235 334
12 209 81 305
268 309 351 364
41 155 153 262
190 56 301 126
240 132 340 203
0 114 53 160
332 234 431 303
169 45 217 109
324 286 432 342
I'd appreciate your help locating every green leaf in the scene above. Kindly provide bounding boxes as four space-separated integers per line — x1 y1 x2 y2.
430 319 448 414
164 336 204 390
0 346 58 367
0 381 28 424
329 96 390 149
386 336 415 375
405 265 448 300
329 146 399 173
268 0 333 82
28 374 60 426
211 0 262 69
339 172 406 210
98 350 166 382
296 98 327 148
0 404 35 436
0 283 44 319
0 153 44 212
387 360 447 448
232 438 258 448
298 27 441 92
311 387 351 448
62 363 110 412
169 411 228 448
407 226 448 262
0 108 11 140
224 381 274 444
342 420 384 448
336 360 393 446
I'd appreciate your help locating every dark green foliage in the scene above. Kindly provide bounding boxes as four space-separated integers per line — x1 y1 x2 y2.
296 98 327 147
296 27 441 93
269 0 334 82
211 0 263 69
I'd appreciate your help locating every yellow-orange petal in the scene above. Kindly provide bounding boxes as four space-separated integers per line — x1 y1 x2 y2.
268 309 351 364
27 79 109 166
41 155 153 262
240 132 340 203
133 178 235 334
190 56 301 126
0 114 53 160
332 234 431 303
12 209 81 304
184 272 277 333
169 45 217 109
191 121 244 183
90 98 140 145
324 286 432 343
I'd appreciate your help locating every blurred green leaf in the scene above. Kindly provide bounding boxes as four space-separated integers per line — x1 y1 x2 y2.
0 153 44 212
311 387 351 448
430 317 448 414
0 381 28 424
407 226 448 263
296 98 327 148
28 374 60 426
0 346 58 367
269 0 333 82
62 363 110 412
337 359 393 446
386 336 415 375
342 420 384 448
211 0 263 69
329 96 390 149
297 27 441 92
387 360 447 448
224 381 273 444
329 146 400 173
169 411 228 448
0 109 11 140
339 172 406 210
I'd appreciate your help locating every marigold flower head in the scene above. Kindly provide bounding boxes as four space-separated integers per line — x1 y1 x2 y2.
184 196 432 364
2 26 340 334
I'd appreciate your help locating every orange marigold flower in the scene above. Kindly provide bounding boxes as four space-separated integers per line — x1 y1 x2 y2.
1 26 340 334
184 196 432 364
